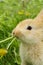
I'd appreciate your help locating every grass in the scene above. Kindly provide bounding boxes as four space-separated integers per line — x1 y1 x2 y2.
0 0 43 65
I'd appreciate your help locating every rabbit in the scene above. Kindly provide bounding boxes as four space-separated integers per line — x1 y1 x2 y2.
12 9 43 65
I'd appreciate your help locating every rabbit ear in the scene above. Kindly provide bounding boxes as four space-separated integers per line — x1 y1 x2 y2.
33 9 43 28
34 9 43 23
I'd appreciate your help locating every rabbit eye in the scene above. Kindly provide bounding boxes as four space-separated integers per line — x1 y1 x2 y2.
27 26 32 30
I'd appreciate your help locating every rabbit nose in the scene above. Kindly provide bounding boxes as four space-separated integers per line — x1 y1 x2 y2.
13 31 15 35
12 29 16 36
12 29 19 37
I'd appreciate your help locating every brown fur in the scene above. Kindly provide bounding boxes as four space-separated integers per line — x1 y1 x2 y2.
12 9 43 65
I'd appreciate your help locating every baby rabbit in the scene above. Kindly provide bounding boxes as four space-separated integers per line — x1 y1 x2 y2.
12 9 43 65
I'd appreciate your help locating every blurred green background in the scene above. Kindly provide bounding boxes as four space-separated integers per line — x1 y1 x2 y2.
0 0 43 65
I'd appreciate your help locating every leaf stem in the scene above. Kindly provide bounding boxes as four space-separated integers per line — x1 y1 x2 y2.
7 37 16 50
0 56 3 59
0 36 13 44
